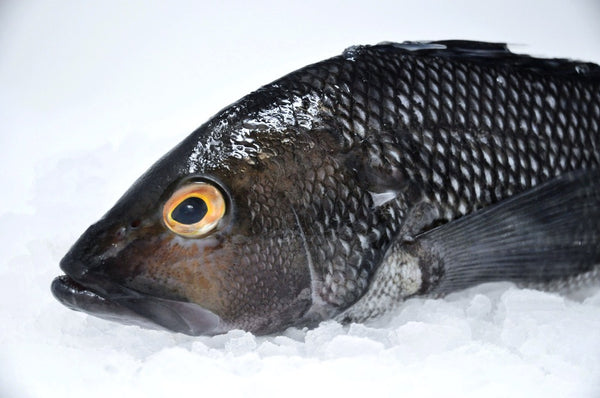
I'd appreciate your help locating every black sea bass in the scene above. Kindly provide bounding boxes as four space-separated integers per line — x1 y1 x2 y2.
51 41 600 335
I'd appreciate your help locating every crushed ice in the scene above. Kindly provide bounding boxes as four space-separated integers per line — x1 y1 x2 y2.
2 139 600 397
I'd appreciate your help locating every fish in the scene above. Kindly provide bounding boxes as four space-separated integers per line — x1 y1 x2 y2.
51 41 600 336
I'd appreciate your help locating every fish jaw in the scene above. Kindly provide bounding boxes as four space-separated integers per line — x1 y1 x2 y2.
51 275 164 331
52 215 232 336
51 273 228 336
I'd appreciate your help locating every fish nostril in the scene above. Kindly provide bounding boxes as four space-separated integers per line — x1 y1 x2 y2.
130 219 141 229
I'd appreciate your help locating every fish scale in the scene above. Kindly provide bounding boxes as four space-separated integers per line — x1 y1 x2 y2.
52 41 600 335
256 41 600 314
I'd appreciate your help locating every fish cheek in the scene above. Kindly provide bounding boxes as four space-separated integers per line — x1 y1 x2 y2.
127 235 311 333
166 238 239 316
97 219 310 332
212 186 314 332
110 233 235 314
213 236 312 333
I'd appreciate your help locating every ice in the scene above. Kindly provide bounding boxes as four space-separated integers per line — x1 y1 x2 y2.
2 1 600 397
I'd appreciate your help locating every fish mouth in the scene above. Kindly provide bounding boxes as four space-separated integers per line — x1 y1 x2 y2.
51 274 227 336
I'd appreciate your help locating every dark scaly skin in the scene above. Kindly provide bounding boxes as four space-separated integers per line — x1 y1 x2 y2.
54 42 600 334
239 41 600 313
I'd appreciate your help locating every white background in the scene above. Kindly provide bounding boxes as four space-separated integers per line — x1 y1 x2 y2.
1 1 599 397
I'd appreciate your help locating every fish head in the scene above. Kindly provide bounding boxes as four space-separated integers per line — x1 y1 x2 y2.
52 92 339 335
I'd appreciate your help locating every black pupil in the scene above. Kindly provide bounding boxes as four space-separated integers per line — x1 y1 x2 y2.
171 197 208 225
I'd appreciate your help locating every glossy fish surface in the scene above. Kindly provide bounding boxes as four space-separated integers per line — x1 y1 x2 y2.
51 41 600 335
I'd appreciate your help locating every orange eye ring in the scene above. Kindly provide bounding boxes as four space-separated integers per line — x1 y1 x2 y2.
163 182 226 238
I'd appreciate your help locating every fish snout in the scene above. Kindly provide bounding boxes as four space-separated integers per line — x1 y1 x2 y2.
59 220 117 279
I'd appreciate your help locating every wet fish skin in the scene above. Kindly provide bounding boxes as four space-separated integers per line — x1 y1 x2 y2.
52 41 600 335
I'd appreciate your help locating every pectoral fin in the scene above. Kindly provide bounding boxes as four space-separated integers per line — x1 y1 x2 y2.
420 168 600 294
338 168 600 324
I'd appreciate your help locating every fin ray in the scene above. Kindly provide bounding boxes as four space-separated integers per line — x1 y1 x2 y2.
417 168 600 294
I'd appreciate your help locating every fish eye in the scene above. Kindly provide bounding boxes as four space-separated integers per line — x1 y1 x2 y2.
163 182 226 238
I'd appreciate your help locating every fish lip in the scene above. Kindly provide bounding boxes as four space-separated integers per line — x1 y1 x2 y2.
51 274 162 330
51 273 228 336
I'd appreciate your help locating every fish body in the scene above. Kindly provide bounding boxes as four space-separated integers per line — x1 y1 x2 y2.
52 41 600 335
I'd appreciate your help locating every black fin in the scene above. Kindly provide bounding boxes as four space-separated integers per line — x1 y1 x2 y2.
416 168 600 294
373 41 600 80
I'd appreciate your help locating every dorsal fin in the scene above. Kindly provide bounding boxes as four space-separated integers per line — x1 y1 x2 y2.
370 40 600 80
